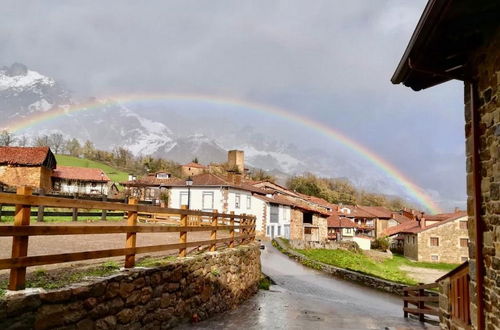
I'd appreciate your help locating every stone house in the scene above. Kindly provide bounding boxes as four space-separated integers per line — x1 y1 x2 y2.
385 212 469 263
181 162 207 177
121 172 183 202
326 211 358 241
0 146 56 192
392 1 498 326
52 166 111 195
339 205 393 238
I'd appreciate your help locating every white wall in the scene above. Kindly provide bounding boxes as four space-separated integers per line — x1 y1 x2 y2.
56 180 108 195
169 187 225 212
353 237 371 250
265 204 291 239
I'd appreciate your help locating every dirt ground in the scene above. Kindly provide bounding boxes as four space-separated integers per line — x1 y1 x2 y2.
0 220 230 275
399 265 447 283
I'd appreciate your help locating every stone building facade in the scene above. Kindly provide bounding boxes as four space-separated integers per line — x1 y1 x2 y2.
463 27 499 329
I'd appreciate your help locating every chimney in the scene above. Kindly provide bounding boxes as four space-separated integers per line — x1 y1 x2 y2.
419 212 426 229
228 150 244 173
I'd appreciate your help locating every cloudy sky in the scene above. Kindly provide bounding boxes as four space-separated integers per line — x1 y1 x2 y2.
0 0 466 210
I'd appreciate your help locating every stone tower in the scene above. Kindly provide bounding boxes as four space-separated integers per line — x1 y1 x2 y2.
227 150 244 173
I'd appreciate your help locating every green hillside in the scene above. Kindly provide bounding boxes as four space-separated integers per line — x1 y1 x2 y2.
55 155 129 183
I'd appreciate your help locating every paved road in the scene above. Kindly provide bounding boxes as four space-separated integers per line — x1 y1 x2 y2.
181 243 438 329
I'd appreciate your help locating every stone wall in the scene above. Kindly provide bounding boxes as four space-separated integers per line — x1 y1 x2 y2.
289 239 360 252
403 234 418 260
0 166 52 191
0 245 261 330
464 27 499 329
417 217 469 264
312 215 328 241
290 209 304 240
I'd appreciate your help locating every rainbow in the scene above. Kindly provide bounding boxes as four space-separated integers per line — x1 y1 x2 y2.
3 93 443 213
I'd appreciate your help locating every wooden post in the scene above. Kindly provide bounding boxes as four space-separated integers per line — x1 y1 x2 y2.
36 189 45 222
404 290 409 318
124 198 138 268
8 186 32 290
72 194 78 221
418 287 425 322
242 213 247 244
179 205 188 257
101 195 107 221
229 211 235 248
210 210 218 252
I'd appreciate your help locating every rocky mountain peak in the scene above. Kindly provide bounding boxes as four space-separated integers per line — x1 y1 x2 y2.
4 63 28 77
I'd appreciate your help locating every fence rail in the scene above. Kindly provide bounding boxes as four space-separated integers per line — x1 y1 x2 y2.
403 282 440 322
0 187 256 291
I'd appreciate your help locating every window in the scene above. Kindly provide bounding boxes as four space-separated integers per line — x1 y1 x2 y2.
460 238 469 248
235 194 241 209
431 255 439 261
91 182 97 187
412 236 416 244
266 226 270 235
270 205 279 223
202 192 214 210
277 226 281 236
179 191 188 207
430 237 439 247
459 221 468 230
461 256 468 262
345 228 351 234
304 227 312 235
246 195 251 209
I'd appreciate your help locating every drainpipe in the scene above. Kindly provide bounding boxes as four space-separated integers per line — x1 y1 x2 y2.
470 81 485 330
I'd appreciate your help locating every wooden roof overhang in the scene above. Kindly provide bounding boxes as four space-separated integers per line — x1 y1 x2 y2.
391 0 499 90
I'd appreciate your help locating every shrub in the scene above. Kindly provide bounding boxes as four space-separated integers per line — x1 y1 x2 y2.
372 237 390 251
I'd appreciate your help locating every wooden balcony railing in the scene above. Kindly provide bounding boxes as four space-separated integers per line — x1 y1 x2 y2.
403 282 440 322
0 187 256 291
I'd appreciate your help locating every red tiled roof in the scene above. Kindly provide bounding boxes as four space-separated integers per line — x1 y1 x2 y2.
304 196 338 210
327 212 358 228
254 194 296 207
384 211 467 236
52 166 110 182
182 162 207 169
391 212 413 224
357 206 393 218
121 175 184 187
344 206 377 218
0 146 55 168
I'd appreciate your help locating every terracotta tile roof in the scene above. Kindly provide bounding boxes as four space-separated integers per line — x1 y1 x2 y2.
343 206 377 218
391 212 413 224
0 146 55 168
384 211 467 236
121 175 184 187
182 162 207 169
357 206 393 218
304 196 338 210
253 194 296 207
52 166 110 182
327 212 358 228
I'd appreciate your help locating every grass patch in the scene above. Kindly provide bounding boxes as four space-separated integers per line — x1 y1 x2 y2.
258 276 271 290
136 256 176 268
296 249 418 285
55 155 129 184
0 261 121 292
0 288 5 299
388 254 458 271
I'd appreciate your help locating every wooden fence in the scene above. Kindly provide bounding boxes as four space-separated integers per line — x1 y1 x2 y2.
403 282 440 322
0 187 256 291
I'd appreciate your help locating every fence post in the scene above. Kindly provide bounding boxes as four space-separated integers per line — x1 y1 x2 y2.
124 198 138 268
37 189 45 222
418 286 425 322
242 213 247 244
230 211 235 248
251 216 256 241
101 195 107 221
179 205 188 257
72 194 78 221
8 186 32 290
404 290 409 318
210 210 218 252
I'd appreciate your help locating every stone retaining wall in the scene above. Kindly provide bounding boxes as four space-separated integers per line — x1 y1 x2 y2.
274 238 407 295
0 244 261 329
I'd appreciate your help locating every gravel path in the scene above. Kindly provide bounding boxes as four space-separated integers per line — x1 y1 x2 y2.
0 220 229 274
400 265 447 283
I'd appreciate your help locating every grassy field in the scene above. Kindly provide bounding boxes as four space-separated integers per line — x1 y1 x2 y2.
295 249 460 285
55 155 129 183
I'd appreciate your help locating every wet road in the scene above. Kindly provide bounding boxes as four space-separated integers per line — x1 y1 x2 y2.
180 243 437 329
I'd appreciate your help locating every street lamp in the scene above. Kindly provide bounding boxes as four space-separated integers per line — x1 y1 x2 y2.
185 177 193 209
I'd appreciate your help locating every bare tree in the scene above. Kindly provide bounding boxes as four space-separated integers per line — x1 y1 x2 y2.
34 135 50 147
48 133 65 154
0 130 15 146
16 135 28 147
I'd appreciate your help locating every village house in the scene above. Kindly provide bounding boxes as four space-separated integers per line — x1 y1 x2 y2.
326 211 357 241
392 1 498 326
0 146 56 192
121 172 183 203
253 194 293 239
181 162 207 177
51 165 112 195
339 205 393 238
384 211 469 264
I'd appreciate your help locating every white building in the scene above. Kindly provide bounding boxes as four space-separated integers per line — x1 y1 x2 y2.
52 165 110 195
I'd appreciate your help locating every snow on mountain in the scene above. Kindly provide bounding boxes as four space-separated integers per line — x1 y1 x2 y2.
0 65 54 91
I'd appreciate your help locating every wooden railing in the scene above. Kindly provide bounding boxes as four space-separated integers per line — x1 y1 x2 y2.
0 187 256 291
403 282 440 322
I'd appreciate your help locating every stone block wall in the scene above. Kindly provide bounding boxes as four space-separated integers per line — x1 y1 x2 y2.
290 209 304 240
0 166 52 191
464 27 499 329
0 245 261 329
403 234 418 260
417 216 469 263
312 215 328 241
